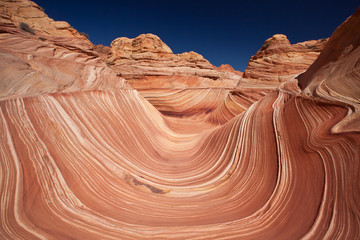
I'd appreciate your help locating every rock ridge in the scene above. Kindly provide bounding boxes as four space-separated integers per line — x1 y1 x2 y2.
243 34 327 83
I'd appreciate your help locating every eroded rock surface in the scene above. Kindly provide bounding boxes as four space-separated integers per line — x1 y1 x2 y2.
106 33 242 116
243 34 327 83
298 10 360 133
0 0 128 101
93 44 111 61
0 1 359 239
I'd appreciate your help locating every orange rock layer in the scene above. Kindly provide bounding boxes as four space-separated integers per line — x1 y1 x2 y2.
0 1 359 239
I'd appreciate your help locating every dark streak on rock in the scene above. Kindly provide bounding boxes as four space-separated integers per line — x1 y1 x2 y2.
132 177 165 194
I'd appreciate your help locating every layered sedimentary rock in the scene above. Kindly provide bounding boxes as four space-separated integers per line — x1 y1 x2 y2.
243 34 327 83
0 0 128 101
1 1 359 239
107 33 236 82
205 79 275 124
206 34 328 124
297 10 360 133
107 33 242 116
106 32 326 119
93 44 111 61
216 63 243 76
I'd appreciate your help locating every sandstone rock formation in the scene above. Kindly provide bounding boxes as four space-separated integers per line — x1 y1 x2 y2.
0 0 128 101
106 33 242 116
0 1 359 239
297 10 360 133
243 34 327 83
205 80 275 124
206 34 328 124
93 44 111 61
0 0 90 41
108 34 221 80
104 32 326 119
216 63 243 76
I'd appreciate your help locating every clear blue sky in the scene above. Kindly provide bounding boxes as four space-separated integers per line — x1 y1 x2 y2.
34 0 359 71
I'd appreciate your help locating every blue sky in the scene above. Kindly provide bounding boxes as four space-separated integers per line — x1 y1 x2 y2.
34 0 359 71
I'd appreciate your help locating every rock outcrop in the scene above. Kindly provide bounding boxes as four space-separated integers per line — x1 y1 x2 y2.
108 34 224 81
206 34 328 124
0 0 128 101
93 44 111 61
298 10 360 133
106 33 242 116
243 34 327 83
216 64 243 76
0 1 359 239
0 0 90 41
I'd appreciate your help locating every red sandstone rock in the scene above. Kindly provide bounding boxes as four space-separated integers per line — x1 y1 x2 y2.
216 64 243 76
107 33 241 116
243 34 327 83
0 0 90 41
207 35 326 123
0 1 359 239
0 0 128 100
298 9 360 133
107 33 240 84
93 44 111 61
105 32 325 117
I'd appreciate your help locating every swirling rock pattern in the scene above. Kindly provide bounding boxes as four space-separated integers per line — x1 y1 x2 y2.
106 33 242 117
0 1 359 239
105 32 326 119
298 9 360 133
207 35 327 124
